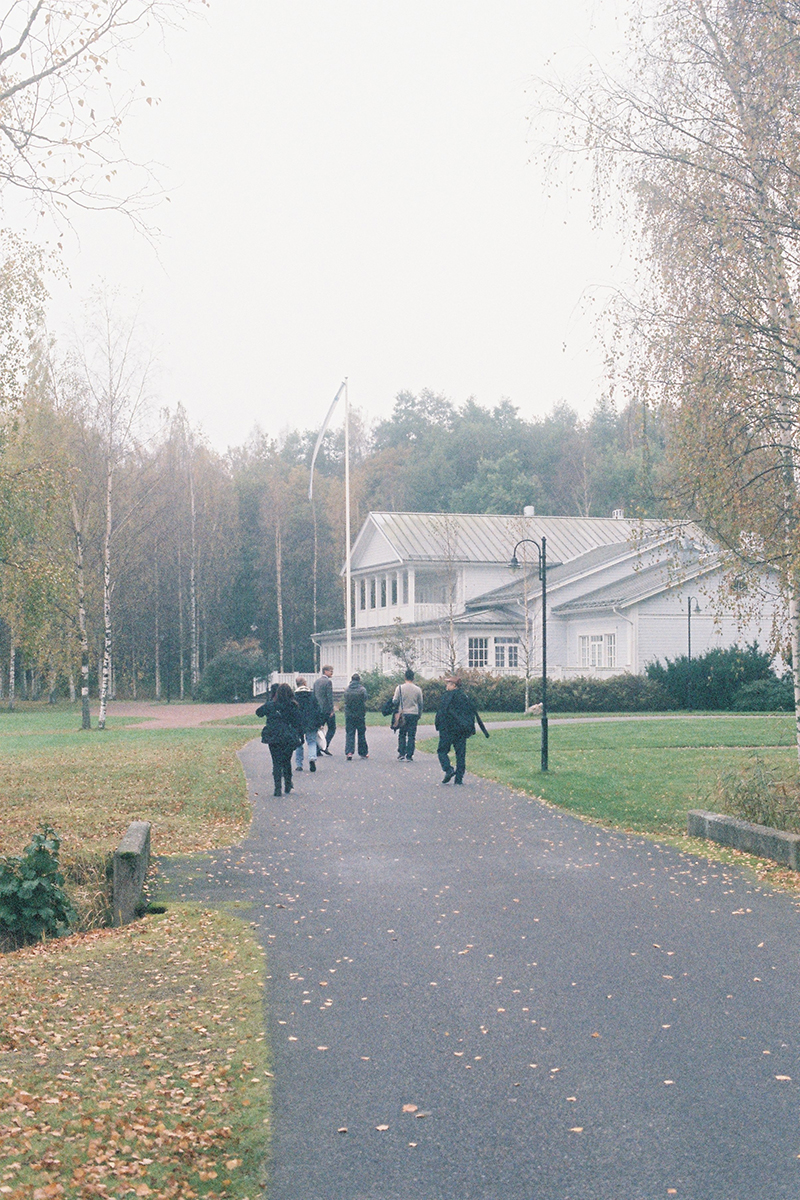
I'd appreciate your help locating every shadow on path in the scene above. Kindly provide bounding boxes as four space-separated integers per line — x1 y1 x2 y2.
157 726 800 1200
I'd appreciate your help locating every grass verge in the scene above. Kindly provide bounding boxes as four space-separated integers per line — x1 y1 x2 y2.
428 714 797 835
0 904 270 1200
0 715 255 860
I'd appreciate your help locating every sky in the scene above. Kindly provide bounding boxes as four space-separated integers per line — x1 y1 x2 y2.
41 0 631 452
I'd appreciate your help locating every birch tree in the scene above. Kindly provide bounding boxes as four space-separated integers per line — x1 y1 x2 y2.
0 0 205 219
79 292 150 727
542 0 800 762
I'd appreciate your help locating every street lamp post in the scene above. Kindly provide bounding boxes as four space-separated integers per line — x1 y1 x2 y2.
686 595 700 708
510 537 550 772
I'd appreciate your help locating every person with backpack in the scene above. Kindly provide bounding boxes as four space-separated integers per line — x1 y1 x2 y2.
434 676 489 784
256 682 304 797
293 676 322 773
343 672 369 760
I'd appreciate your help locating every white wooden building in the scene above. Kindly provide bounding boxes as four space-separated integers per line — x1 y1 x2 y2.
313 511 781 683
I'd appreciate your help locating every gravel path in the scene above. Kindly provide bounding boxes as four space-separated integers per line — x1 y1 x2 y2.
158 725 800 1200
98 700 256 728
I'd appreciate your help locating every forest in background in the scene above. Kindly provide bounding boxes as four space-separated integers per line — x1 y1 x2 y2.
1 328 669 703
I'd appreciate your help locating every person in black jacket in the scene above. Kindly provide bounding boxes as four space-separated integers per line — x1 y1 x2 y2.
256 683 304 796
434 676 489 784
343 673 369 760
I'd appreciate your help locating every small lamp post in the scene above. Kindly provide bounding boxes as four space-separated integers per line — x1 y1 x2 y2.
687 595 701 708
510 537 551 771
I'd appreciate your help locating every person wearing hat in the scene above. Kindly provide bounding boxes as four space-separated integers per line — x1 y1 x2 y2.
343 672 369 760
434 676 489 784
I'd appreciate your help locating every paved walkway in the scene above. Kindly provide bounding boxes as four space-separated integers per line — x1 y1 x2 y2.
158 726 800 1200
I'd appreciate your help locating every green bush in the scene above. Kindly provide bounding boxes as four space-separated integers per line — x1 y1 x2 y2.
0 824 76 948
646 643 773 710
731 676 795 712
196 641 268 703
364 669 672 714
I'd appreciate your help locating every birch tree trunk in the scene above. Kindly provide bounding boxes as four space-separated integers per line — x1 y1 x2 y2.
70 493 92 730
8 628 15 711
154 543 161 700
189 462 199 692
178 542 185 701
98 460 113 730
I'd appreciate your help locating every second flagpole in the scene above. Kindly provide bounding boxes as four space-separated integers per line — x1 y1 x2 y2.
344 378 352 681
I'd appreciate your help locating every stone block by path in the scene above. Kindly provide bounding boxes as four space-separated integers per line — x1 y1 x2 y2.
687 808 800 870
113 821 151 926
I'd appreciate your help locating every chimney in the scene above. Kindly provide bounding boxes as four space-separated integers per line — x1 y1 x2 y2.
612 508 624 520
523 505 535 517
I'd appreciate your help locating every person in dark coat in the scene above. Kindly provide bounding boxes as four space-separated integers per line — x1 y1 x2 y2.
256 682 303 796
294 676 322 772
343 673 369 760
313 665 336 754
434 676 489 784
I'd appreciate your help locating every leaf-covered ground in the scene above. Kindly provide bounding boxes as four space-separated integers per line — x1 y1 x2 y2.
0 906 271 1199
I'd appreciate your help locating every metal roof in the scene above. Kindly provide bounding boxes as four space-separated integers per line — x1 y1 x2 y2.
551 559 716 614
363 512 683 567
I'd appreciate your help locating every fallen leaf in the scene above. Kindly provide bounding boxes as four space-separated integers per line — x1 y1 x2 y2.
402 1104 418 1113
376 1124 389 1131
569 1126 583 1132
337 1127 348 1134
775 1075 792 1081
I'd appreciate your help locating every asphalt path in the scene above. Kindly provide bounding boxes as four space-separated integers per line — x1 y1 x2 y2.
158 725 800 1200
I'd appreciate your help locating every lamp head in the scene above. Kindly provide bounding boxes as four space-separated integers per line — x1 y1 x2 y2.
509 555 520 571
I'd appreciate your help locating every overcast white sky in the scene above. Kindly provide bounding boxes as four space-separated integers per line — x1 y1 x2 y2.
42 0 630 451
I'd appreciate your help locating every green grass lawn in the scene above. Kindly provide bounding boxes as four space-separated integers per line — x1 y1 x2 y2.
0 709 254 860
425 715 798 835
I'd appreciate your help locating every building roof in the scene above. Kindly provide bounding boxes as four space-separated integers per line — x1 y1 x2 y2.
550 558 715 614
351 511 688 570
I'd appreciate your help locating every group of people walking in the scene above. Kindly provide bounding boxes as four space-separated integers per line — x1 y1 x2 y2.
256 667 489 795
256 665 337 797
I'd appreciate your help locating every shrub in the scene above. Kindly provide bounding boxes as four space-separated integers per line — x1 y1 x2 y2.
646 643 773 710
731 676 795 712
364 669 672 714
710 757 800 832
196 640 268 702
0 824 76 949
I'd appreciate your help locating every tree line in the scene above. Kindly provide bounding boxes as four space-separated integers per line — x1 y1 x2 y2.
0 350 666 711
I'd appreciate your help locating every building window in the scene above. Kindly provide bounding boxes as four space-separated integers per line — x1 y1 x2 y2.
359 580 366 610
380 577 387 607
402 571 409 604
469 637 489 669
369 578 376 609
495 637 520 668
391 574 398 605
579 633 616 668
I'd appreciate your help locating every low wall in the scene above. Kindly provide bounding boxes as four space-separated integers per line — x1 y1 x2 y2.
687 809 800 871
113 821 152 926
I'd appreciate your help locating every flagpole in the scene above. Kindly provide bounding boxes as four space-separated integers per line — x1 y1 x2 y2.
344 378 352 680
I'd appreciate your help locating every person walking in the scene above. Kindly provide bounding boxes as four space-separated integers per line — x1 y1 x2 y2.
392 668 424 761
294 677 322 773
343 672 369 760
257 682 303 797
313 665 336 755
434 676 489 784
